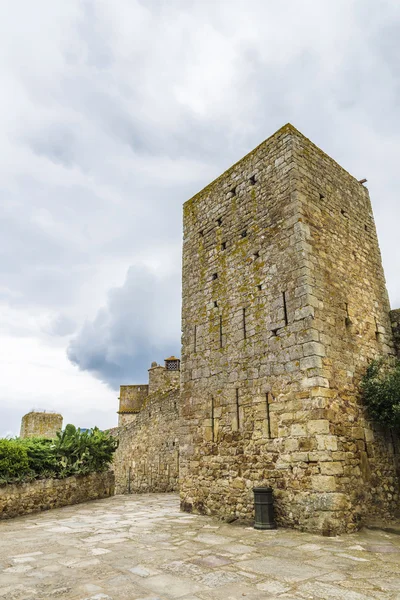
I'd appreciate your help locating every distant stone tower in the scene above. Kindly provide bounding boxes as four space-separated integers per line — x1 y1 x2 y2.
117 357 181 427
20 411 63 439
180 124 399 533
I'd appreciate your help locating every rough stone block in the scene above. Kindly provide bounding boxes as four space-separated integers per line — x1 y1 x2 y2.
307 420 330 435
320 462 344 475
311 475 337 492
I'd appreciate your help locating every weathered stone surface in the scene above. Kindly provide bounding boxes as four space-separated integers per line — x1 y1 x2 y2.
179 123 400 534
0 471 114 519
114 386 180 495
20 411 62 439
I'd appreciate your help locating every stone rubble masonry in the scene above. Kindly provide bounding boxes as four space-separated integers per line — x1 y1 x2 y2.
149 363 180 395
114 361 180 494
20 411 63 439
117 362 180 428
180 123 400 534
0 471 114 520
390 309 400 357
118 385 149 428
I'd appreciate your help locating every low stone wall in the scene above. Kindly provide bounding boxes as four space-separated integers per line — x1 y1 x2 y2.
0 471 114 520
114 386 180 494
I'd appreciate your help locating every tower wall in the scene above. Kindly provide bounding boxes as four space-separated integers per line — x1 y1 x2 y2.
293 131 399 526
180 124 399 533
148 365 180 395
118 385 149 427
20 412 63 439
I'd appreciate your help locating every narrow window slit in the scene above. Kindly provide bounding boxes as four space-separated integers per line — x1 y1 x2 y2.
242 308 247 340
345 303 352 327
249 175 256 185
221 241 227 250
236 388 240 430
214 300 218 308
219 315 223 348
282 291 288 326
257 284 262 291
199 230 204 237
194 325 197 353
266 394 272 439
231 186 237 196
211 396 215 442
216 217 222 226
375 317 381 342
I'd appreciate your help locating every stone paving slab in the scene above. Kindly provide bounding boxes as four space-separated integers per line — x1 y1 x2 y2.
0 493 399 599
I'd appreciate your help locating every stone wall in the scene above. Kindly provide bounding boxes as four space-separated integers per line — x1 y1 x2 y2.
390 309 400 357
118 385 149 427
20 412 63 439
180 123 400 534
0 471 114 520
114 387 180 494
149 364 180 394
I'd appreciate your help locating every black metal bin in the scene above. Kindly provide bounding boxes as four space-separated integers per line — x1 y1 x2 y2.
253 487 276 530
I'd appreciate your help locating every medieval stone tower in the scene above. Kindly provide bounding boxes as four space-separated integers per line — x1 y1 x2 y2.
180 123 399 534
20 411 63 439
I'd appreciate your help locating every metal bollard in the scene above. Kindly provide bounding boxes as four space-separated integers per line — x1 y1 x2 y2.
253 487 276 530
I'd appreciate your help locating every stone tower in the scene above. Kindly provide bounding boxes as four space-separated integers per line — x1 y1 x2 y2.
20 411 63 439
180 123 399 534
117 357 181 427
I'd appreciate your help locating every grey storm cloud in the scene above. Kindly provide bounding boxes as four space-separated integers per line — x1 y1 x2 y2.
0 0 400 435
67 265 181 389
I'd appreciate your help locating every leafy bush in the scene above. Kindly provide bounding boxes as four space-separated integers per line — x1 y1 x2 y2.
0 439 30 483
53 425 118 478
361 357 400 429
19 437 59 479
0 425 118 485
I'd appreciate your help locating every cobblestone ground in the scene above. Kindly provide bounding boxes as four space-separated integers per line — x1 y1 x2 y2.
0 494 399 600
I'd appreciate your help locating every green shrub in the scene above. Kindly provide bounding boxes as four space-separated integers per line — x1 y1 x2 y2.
0 425 118 485
361 357 400 429
53 425 118 478
0 439 30 483
19 437 59 479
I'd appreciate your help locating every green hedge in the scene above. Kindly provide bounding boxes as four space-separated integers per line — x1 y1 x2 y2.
361 357 400 429
0 439 30 482
0 425 118 485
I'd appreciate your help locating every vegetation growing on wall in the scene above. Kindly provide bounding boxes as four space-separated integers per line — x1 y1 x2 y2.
0 425 118 485
361 358 400 429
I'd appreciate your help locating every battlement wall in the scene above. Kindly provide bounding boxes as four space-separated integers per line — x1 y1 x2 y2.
114 385 180 495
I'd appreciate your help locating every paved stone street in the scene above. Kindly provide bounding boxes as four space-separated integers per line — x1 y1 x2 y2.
0 494 399 600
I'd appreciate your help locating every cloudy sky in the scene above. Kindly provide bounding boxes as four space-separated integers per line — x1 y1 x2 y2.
1 0 399 437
